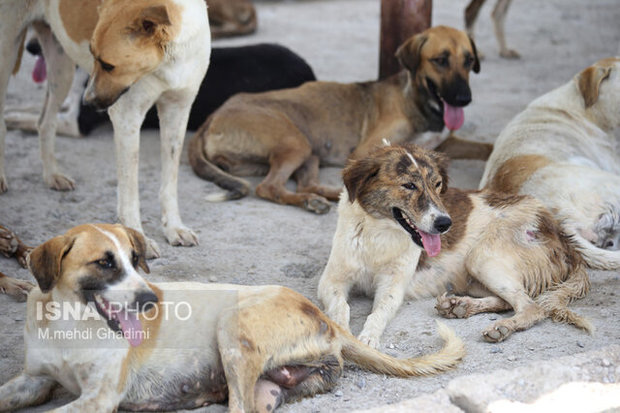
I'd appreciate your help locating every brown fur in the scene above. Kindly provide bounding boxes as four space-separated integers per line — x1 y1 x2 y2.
486 154 552 193
577 63 613 108
0 224 34 301
188 25 487 214
208 0 257 38
59 0 102 43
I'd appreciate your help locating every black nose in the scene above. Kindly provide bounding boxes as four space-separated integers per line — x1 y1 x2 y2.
453 92 472 107
434 216 452 233
134 290 158 312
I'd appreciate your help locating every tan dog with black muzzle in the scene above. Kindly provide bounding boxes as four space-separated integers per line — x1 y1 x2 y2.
188 25 491 214
0 223 464 412
0 0 211 258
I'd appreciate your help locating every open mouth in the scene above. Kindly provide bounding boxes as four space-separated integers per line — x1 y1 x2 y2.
426 78 465 131
392 207 442 257
93 293 144 347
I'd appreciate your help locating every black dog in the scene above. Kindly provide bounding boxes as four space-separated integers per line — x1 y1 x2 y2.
25 40 316 135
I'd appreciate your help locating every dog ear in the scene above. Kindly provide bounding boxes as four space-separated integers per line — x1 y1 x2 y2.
395 34 428 74
343 157 381 203
468 36 481 74
28 235 75 293
123 227 150 274
577 65 612 108
131 5 172 36
429 151 450 194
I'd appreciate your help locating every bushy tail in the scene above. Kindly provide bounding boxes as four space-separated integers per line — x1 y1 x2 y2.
188 117 251 201
339 321 465 377
536 265 594 334
572 232 620 271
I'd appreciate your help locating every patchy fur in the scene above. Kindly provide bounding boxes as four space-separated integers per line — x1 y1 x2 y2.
319 143 592 347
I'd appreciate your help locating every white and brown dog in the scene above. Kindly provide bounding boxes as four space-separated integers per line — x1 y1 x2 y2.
0 0 211 258
318 143 592 348
0 223 464 412
480 57 620 270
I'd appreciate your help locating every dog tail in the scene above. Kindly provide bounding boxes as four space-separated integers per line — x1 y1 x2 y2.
188 116 251 202
572 232 620 271
536 264 594 334
339 321 465 377
12 31 27 75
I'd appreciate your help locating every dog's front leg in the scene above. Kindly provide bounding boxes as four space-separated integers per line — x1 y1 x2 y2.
358 275 407 349
155 94 198 248
0 373 56 411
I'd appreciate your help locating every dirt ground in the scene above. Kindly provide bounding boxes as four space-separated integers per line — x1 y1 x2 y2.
1 0 620 411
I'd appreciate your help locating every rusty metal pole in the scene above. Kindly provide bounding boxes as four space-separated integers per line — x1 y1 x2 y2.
379 0 432 80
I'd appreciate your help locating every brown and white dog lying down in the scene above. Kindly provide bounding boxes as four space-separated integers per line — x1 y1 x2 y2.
0 224 34 301
1 0 211 259
465 0 519 59
0 223 464 412
480 57 620 270
318 143 592 348
208 0 257 38
189 25 492 214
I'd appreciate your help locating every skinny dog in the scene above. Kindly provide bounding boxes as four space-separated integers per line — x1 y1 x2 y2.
319 143 591 347
0 223 464 412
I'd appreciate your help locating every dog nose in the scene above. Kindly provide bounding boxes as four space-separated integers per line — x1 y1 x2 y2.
453 92 471 107
134 290 158 312
434 216 452 233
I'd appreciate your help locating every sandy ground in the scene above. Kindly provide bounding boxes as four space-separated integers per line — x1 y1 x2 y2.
1 0 620 411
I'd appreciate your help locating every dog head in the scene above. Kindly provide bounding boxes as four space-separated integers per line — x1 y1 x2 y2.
28 224 156 346
576 57 620 130
83 1 181 109
343 143 452 257
208 0 257 38
396 25 480 132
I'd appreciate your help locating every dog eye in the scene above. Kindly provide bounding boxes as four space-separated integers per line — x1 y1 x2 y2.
464 56 474 68
435 181 442 189
131 251 139 267
100 60 115 73
97 258 114 269
432 57 448 68
402 183 418 190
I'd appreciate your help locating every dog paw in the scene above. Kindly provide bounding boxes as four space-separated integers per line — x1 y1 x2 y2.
500 49 520 59
0 227 19 258
357 330 381 349
435 293 471 319
46 173 75 191
164 226 199 248
482 323 511 343
0 277 35 302
145 236 162 260
304 196 331 215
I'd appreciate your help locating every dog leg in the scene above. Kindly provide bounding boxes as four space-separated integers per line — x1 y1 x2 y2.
108 91 160 258
256 145 331 214
0 224 32 267
358 277 407 348
156 94 198 248
464 0 487 59
492 0 519 59
32 22 75 191
317 275 353 331
0 272 34 301
0 373 56 411
294 155 342 202
435 293 511 319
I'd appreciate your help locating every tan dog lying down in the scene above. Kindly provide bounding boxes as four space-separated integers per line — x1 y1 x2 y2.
318 143 592 348
481 58 620 270
0 224 464 412
189 25 492 214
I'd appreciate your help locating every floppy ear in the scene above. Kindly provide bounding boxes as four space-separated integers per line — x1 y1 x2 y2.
395 33 428 74
130 5 172 36
28 235 75 293
429 151 450 194
577 65 612 108
343 157 381 203
468 36 481 74
123 226 150 274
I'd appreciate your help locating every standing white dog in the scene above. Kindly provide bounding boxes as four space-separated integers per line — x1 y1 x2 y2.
0 0 211 258
480 57 620 269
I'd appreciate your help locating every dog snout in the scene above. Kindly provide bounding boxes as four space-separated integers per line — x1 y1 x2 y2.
134 290 158 312
433 215 452 233
443 76 472 107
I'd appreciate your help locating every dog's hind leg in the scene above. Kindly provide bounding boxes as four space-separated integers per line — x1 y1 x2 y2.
0 373 56 411
492 0 519 58
294 155 342 201
32 22 75 191
436 293 511 319
256 140 331 214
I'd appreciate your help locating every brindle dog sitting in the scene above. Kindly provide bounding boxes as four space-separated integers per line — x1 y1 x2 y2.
189 25 492 214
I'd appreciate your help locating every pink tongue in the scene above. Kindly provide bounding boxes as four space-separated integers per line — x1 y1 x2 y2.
117 310 144 347
443 101 464 131
32 56 47 83
419 231 442 257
